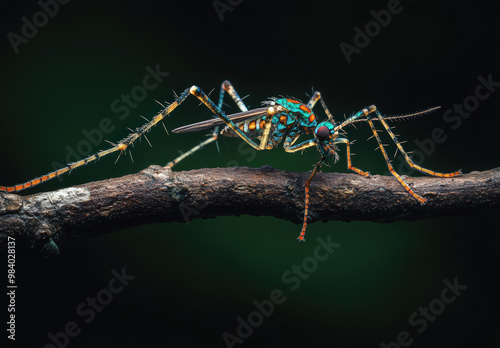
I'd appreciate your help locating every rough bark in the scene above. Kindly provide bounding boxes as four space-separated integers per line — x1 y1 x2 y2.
1 165 499 257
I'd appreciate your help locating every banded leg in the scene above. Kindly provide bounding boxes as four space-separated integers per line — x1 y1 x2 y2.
166 80 249 167
188 86 264 150
165 132 218 167
307 91 335 122
0 84 253 193
363 106 427 203
334 109 369 132
334 138 370 177
284 138 316 153
298 159 324 241
0 87 194 192
370 105 462 178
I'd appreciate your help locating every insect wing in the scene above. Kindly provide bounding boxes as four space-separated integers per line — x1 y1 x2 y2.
172 107 268 133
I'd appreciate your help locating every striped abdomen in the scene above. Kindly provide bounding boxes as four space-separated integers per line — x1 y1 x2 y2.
221 117 270 138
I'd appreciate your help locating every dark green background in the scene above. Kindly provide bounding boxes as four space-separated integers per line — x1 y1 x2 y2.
1 0 499 347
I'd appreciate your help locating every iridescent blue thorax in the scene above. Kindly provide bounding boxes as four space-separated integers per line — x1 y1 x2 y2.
264 97 318 147
272 97 318 128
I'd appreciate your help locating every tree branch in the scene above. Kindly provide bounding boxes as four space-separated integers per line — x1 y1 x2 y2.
1 165 499 257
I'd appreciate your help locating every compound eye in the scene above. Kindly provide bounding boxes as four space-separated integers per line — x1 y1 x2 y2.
315 126 330 141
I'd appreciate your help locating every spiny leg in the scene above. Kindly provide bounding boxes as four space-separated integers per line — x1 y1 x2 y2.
166 80 249 167
298 159 324 242
0 85 252 193
334 109 369 132
334 138 370 177
188 86 264 150
219 80 248 112
283 135 316 153
165 133 218 167
370 106 462 178
0 88 197 193
307 91 335 122
363 106 427 204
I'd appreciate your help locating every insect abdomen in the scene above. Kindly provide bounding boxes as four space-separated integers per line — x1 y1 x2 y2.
221 117 268 138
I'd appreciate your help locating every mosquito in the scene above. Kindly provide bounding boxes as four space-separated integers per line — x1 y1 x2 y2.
0 81 461 241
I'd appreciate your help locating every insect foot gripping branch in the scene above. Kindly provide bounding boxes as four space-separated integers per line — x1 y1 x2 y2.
0 81 461 242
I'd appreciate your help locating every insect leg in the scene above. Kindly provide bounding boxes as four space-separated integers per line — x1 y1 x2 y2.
257 105 279 150
283 138 316 153
334 138 370 176
219 80 248 112
166 81 250 167
363 106 427 204
0 88 194 193
334 109 368 132
298 159 324 241
370 106 462 178
189 86 262 150
307 91 335 122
